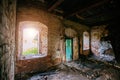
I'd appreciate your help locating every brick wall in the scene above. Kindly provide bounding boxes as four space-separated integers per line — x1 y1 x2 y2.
16 0 90 74
16 1 63 74
0 0 16 80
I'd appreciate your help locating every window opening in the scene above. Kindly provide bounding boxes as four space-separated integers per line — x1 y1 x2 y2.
22 28 39 56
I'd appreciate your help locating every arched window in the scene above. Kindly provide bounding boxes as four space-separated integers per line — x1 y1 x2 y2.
83 31 90 55
18 21 48 59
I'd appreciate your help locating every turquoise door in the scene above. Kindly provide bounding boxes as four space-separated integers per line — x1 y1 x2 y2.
66 39 73 61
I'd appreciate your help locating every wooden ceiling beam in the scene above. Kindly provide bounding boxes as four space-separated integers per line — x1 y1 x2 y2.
75 14 85 20
48 0 64 12
66 0 110 17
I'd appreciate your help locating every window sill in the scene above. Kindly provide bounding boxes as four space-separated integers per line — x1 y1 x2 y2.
19 54 47 60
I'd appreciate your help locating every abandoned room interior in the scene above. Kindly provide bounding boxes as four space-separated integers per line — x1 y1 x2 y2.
0 0 120 80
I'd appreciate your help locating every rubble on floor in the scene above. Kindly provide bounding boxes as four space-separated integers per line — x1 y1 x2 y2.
15 59 120 80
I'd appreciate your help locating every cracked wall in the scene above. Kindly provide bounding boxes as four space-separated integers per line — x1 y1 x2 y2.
0 0 16 80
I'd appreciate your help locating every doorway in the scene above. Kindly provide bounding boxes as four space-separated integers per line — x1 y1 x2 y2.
65 38 73 61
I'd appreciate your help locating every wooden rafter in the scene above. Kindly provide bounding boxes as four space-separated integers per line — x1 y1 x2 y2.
66 0 110 17
75 14 85 20
48 0 64 12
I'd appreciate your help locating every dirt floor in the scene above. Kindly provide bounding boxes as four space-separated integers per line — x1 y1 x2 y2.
15 59 120 80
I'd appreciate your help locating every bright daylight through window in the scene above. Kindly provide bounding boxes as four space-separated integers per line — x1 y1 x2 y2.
18 21 48 59
22 28 39 55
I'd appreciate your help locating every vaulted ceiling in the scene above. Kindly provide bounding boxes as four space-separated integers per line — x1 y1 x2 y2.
18 0 120 26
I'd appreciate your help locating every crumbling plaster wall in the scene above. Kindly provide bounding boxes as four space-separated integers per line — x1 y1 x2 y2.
91 25 115 61
91 26 105 56
0 0 16 80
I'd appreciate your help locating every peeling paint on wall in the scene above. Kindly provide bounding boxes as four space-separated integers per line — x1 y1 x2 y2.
91 25 115 61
